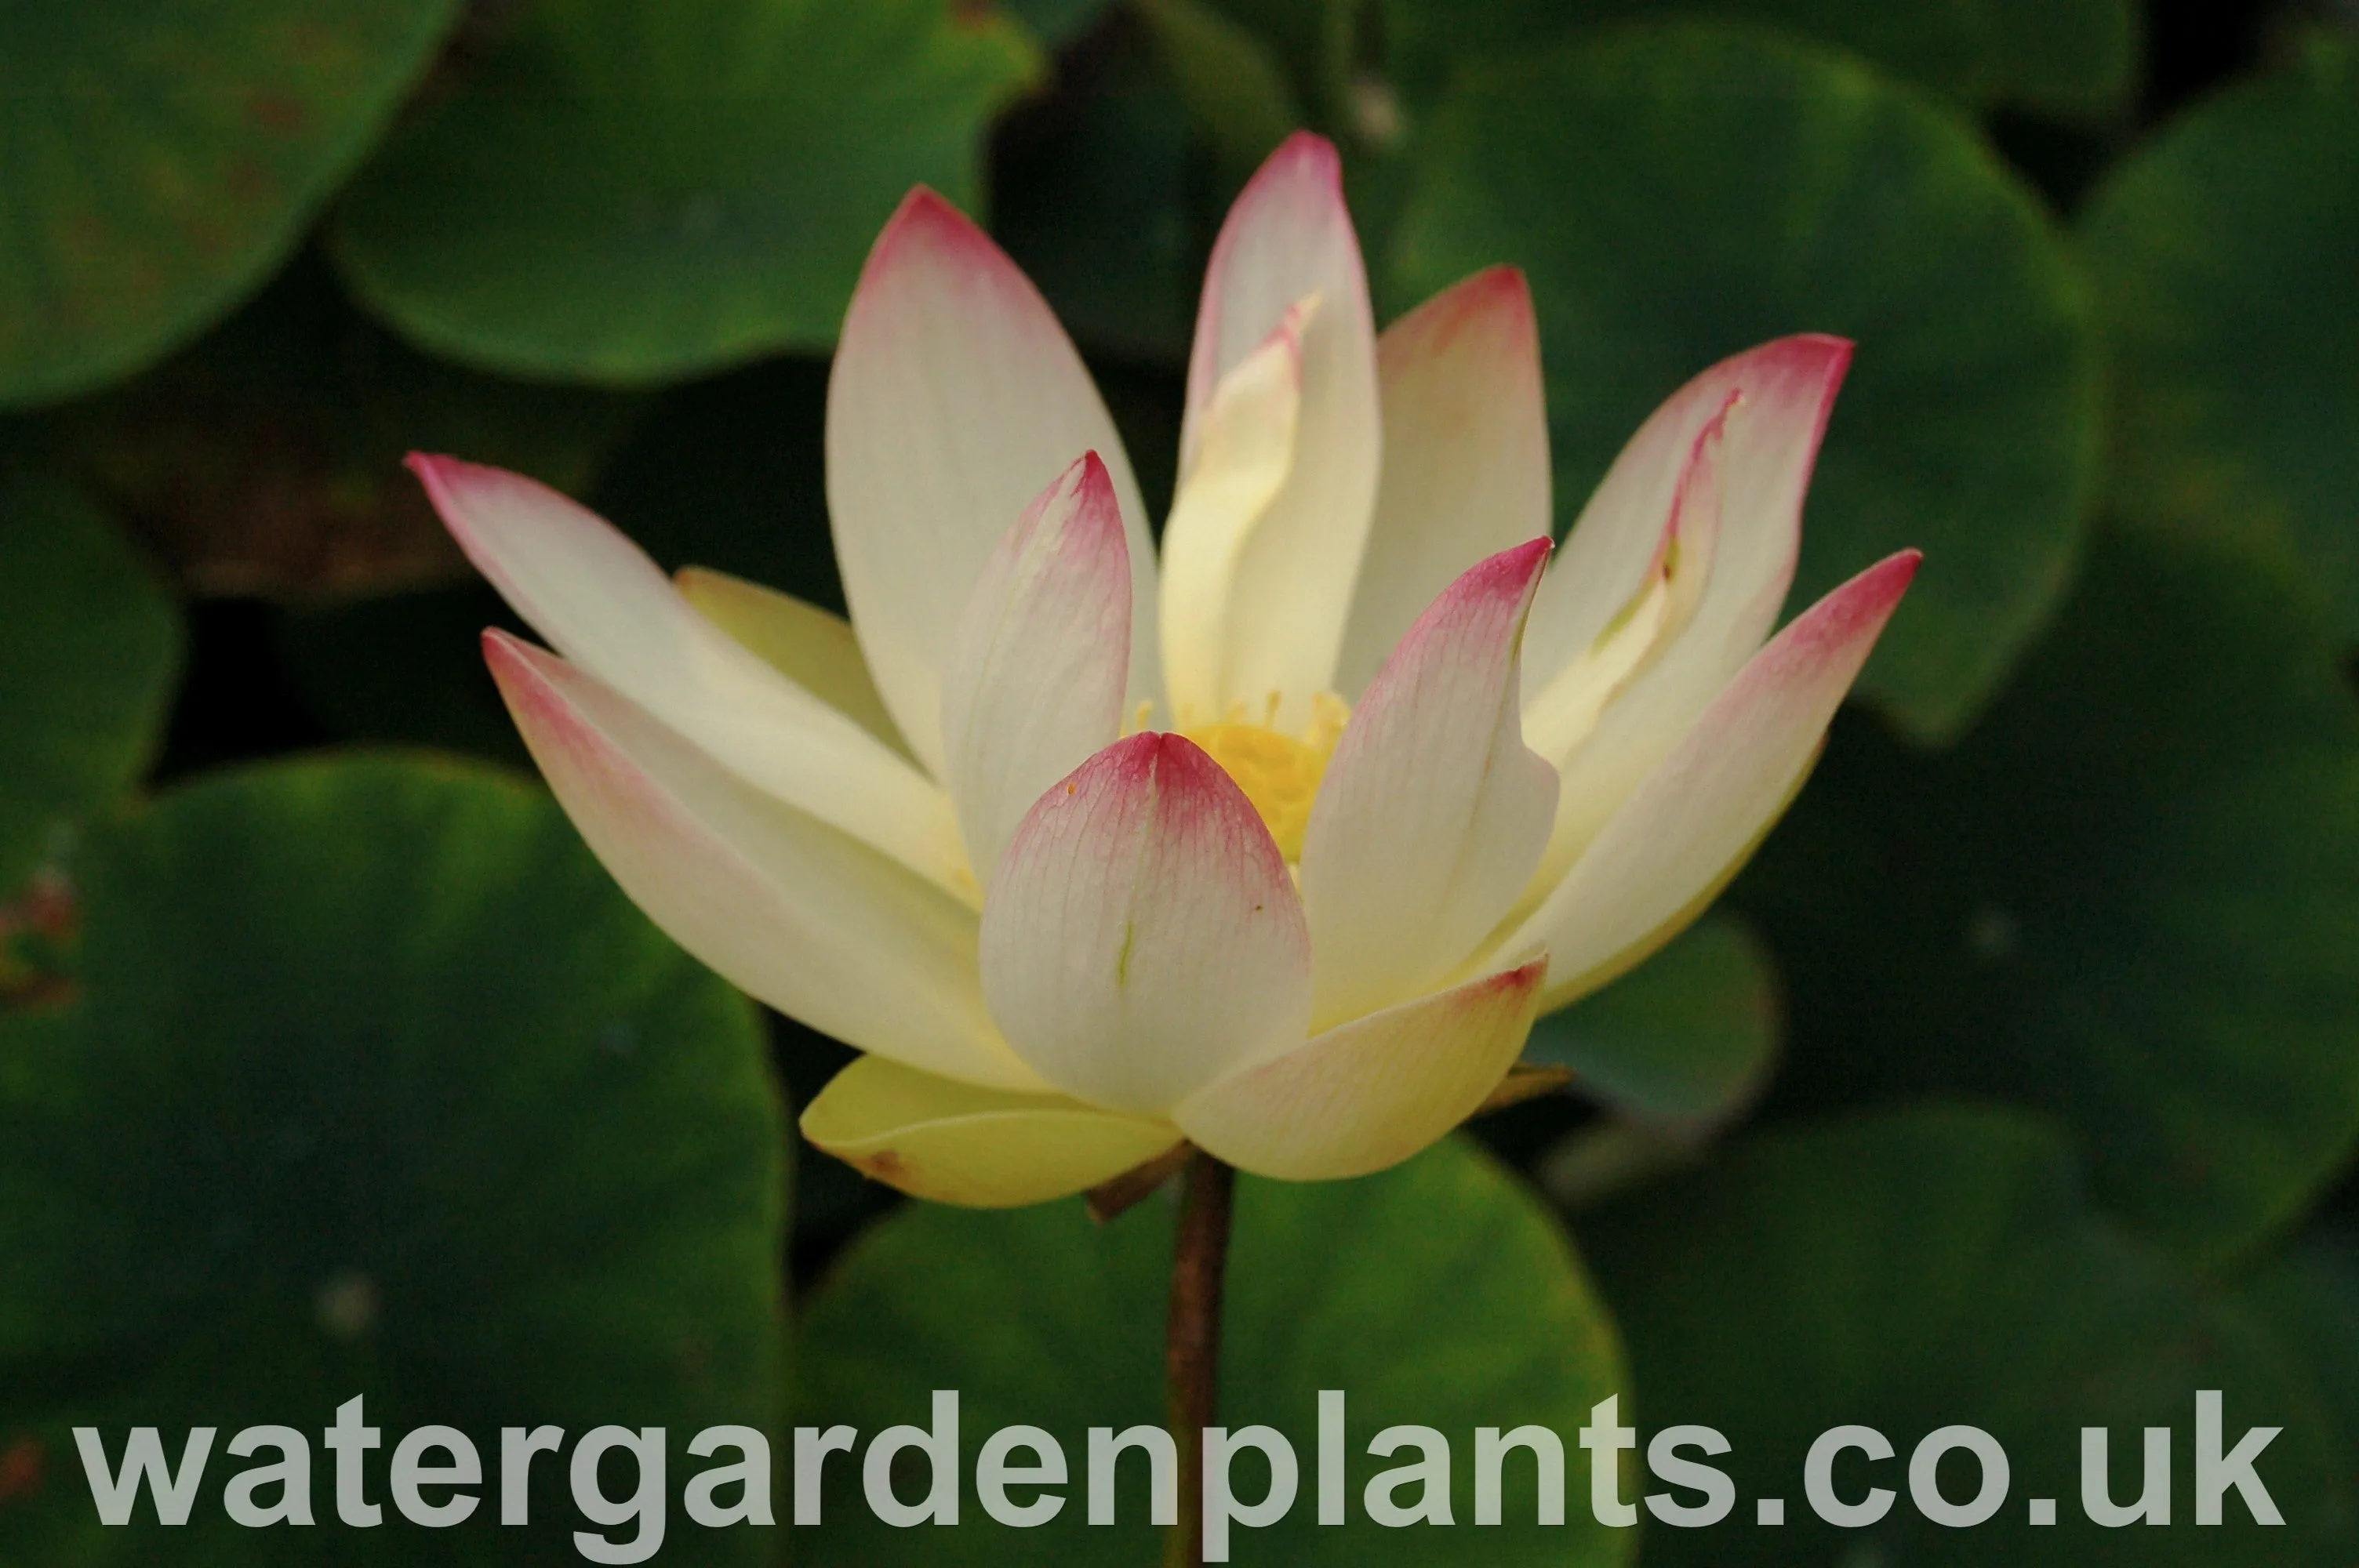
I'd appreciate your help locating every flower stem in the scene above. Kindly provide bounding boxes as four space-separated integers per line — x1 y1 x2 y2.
1165 1149 1234 1567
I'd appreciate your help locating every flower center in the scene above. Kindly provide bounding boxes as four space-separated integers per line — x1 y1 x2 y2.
1178 694 1348 861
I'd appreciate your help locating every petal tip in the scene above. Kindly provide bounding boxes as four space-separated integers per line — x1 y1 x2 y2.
1266 129 1342 186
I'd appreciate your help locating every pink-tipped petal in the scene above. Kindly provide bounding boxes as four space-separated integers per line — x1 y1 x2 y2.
1299 539 1558 1028
980 733 1313 1113
411 455 970 895
485 632 1045 1091
940 452 1132 885
1178 132 1382 725
1176 959 1547 1181
1334 267 1553 699
1510 550 1921 1010
827 190 1159 775
1518 336 1855 898
1524 335 1852 691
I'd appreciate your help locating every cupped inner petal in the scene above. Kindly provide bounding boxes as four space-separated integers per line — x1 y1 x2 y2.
1299 539 1559 1029
800 1055 1182 1210
1158 298 1312 726
1177 131 1383 736
979 732 1313 1114
940 452 1132 887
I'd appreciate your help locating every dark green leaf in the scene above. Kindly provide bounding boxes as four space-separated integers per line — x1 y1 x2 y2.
2081 34 2359 644
0 753 787 1563
2236 1231 2359 1473
1583 1105 2357 1564
1136 0 1305 180
1739 520 2359 1261
328 0 1041 382
799 1137 1630 1564
992 27 1200 361
999 0 1123 49
0 0 462 408
1387 20 2101 742
0 478 181 898
1382 0 2139 122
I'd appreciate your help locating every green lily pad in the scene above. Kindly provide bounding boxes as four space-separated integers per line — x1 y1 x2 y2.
0 0 462 408
1001 0 1123 49
1380 0 2139 123
328 0 1042 382
0 477 181 900
798 1137 1630 1565
1580 1105 2357 1565
1387 20 2101 743
2081 34 2359 645
2237 1232 2359 1474
1737 520 2359 1262
1525 914 1779 1125
0 753 787 1563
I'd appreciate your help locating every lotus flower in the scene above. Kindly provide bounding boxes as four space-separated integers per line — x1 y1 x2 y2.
412 132 1915 1208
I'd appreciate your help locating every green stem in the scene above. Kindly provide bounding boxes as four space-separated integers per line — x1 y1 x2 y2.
1164 1150 1235 1567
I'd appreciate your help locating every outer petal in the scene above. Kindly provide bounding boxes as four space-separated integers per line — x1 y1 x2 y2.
1175 959 1546 1181
980 732 1313 1113
413 454 970 898
675 566 911 760
485 631 1045 1092
827 190 1158 776
1333 267 1552 699
801 1056 1182 1209
940 452 1132 885
1180 132 1381 728
1508 550 1921 1011
1299 539 1558 1029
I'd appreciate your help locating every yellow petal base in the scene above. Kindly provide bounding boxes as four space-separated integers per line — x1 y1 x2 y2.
801 1056 1183 1208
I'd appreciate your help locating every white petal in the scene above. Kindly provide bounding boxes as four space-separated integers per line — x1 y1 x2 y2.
940 452 1132 886
413 454 971 898
826 189 1159 775
979 732 1312 1113
1176 959 1546 1181
1333 266 1552 700
1179 132 1381 728
1508 551 1920 1011
485 632 1045 1091
1299 539 1558 1029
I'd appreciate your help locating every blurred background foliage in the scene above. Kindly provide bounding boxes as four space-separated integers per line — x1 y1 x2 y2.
1 0 2355 1562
